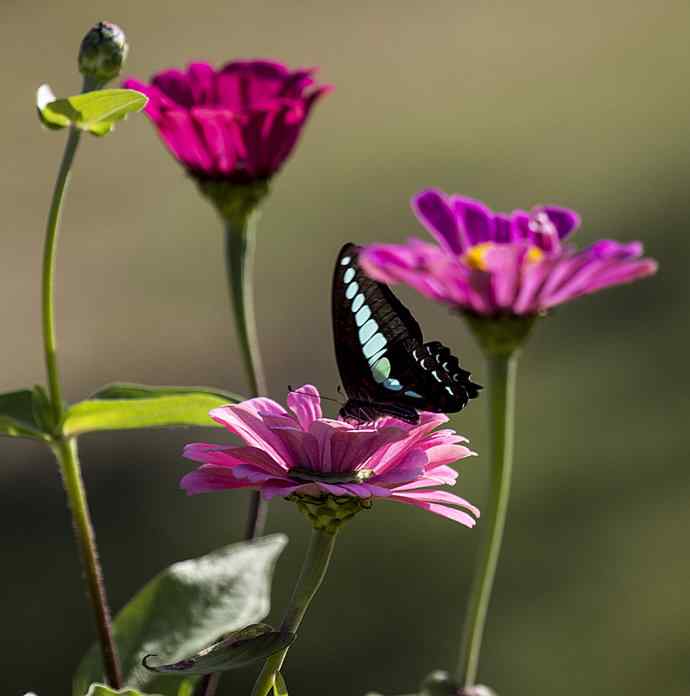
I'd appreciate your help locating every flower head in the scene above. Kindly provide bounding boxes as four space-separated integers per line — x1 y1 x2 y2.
359 188 657 318
123 60 331 183
182 385 478 530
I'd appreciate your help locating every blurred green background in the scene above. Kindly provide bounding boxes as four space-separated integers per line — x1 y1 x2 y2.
1 0 688 694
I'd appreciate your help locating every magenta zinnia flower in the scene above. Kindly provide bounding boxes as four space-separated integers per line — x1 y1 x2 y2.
181 385 479 527
123 60 331 182
359 189 657 316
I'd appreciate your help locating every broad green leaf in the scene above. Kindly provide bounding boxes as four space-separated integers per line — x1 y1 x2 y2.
73 534 288 696
36 85 147 136
0 389 50 440
83 684 158 696
62 383 243 436
143 623 294 675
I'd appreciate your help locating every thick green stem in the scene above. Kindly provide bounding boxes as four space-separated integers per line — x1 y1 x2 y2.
250 528 338 696
224 214 269 540
457 351 518 687
42 115 121 686
53 437 122 687
42 126 81 424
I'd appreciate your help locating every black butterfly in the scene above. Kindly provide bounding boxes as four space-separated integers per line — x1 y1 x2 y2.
332 242 481 424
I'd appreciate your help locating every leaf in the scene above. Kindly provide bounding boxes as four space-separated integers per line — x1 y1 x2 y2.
62 383 243 436
36 86 147 135
142 623 294 675
73 535 288 696
0 389 50 440
274 672 289 696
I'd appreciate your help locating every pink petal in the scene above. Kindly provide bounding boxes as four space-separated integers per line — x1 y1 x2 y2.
180 466 259 495
209 400 295 469
287 384 322 430
452 195 495 245
155 110 214 173
412 189 467 254
191 107 244 175
390 496 477 527
391 488 480 517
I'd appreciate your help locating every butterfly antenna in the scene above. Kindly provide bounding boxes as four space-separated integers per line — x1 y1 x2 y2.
287 385 342 405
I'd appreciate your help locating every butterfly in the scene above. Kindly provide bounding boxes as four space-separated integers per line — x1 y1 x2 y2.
332 242 481 424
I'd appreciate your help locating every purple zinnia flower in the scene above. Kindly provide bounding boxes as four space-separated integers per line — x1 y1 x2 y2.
359 188 657 316
123 60 331 182
181 385 479 527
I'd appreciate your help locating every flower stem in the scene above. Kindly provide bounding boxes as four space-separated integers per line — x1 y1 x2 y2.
53 437 122 687
457 351 518 687
42 126 81 423
250 528 338 696
42 117 122 686
224 213 269 539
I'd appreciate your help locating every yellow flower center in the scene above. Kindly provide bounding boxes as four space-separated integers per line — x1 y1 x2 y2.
462 242 544 270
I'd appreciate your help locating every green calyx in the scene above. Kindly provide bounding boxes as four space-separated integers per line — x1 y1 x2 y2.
196 178 270 226
288 493 373 534
463 312 539 357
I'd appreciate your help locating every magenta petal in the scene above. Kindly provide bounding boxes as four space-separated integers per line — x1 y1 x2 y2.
330 426 407 473
540 206 581 239
210 400 295 469
152 68 194 107
186 62 216 105
155 110 214 174
191 108 243 175
287 384 322 430
371 449 427 485
181 466 258 495
391 488 480 517
390 496 477 527
412 189 466 254
452 196 495 246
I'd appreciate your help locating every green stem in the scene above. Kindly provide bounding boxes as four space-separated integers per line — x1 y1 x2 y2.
224 213 269 540
42 126 81 423
457 351 518 687
53 437 122 687
41 112 122 686
250 528 338 696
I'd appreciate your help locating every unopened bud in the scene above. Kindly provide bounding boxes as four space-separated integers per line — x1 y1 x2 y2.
78 21 128 86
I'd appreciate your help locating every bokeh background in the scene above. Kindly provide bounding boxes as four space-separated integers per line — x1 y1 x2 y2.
1 1 688 694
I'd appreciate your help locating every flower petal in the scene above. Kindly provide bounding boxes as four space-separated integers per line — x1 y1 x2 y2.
412 189 466 254
287 384 322 430
390 495 477 527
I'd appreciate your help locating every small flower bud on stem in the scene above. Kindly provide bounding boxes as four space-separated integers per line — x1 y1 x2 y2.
78 21 128 88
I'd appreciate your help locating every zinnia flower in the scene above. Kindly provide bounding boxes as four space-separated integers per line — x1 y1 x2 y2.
359 188 658 316
181 385 479 528
123 60 331 182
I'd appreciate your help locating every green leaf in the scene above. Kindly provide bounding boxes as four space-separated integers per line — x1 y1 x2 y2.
73 535 288 696
0 389 50 440
36 85 147 135
62 383 243 436
274 672 289 696
143 623 294 675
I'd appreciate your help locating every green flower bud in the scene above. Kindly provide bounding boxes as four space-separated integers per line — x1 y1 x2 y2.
78 21 128 87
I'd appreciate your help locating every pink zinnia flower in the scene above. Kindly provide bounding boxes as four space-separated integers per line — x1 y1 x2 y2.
181 385 479 527
123 60 331 181
359 189 658 316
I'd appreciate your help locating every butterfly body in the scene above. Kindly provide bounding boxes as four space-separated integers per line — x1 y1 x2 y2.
332 242 481 424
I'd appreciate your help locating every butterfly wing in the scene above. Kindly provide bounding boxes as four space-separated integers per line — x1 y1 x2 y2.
332 242 481 419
